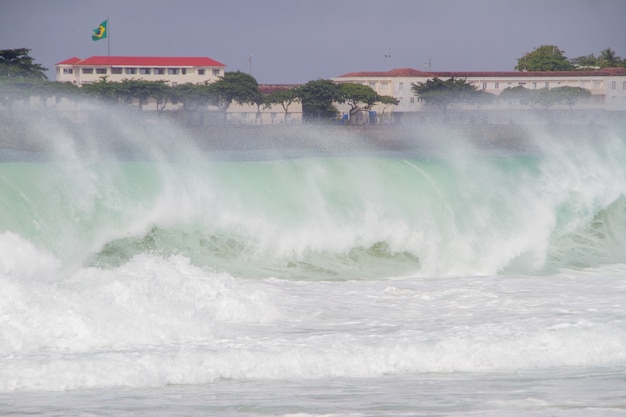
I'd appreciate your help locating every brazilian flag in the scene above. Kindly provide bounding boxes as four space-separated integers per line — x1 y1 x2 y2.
92 20 107 41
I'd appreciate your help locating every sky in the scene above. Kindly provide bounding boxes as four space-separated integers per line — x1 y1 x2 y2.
1 0 626 84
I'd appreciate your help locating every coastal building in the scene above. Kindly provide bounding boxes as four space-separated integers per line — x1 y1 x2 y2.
333 67 626 124
55 56 226 86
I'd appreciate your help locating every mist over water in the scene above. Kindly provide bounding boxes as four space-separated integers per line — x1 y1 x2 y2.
1 102 626 415
2 104 626 278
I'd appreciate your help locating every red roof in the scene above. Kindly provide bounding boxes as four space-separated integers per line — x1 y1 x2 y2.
55 56 226 67
56 57 82 65
338 67 626 78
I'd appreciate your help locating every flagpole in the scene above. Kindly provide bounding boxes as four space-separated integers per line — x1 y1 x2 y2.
107 15 110 56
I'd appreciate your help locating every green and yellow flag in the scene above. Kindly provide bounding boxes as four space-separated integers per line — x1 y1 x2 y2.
92 20 108 41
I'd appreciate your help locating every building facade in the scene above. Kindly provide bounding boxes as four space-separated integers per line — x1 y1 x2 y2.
333 67 626 124
55 56 226 86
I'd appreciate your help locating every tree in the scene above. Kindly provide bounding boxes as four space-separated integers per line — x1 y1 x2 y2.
570 48 625 69
208 71 262 111
171 82 211 110
515 45 575 71
0 48 48 79
81 77 122 103
524 88 561 110
264 87 300 115
550 86 591 108
378 94 400 116
117 79 170 109
338 83 382 123
570 54 599 69
499 85 529 108
551 86 591 124
598 48 622 68
297 79 342 123
411 77 487 113
207 71 262 123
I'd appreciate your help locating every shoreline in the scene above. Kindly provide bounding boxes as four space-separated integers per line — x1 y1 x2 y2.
1 116 623 157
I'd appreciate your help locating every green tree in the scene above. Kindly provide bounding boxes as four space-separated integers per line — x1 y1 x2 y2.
171 82 211 110
207 71 262 123
81 77 122 102
570 48 625 69
598 48 622 68
411 77 486 113
379 94 400 113
515 45 575 71
208 71 262 111
550 86 591 108
570 54 599 69
338 83 381 123
524 88 561 109
0 48 48 79
297 79 342 123
499 85 529 108
264 87 300 115
0 77 43 106
117 79 171 110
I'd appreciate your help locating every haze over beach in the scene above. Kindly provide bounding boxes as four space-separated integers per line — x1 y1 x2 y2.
1 0 626 83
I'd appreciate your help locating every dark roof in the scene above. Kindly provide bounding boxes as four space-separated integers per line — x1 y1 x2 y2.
338 68 435 78
259 84 301 94
337 67 626 78
55 56 226 67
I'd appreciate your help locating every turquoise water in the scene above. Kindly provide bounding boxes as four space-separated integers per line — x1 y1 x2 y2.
1 107 625 415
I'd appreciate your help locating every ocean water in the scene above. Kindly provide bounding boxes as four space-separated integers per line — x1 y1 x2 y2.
1 107 625 416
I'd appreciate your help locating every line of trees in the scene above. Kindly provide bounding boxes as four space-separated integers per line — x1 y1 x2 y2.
0 48 398 124
516 45 625 71
1 46 617 124
412 77 591 111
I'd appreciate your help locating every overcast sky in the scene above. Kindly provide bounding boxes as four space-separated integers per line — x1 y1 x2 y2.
2 0 625 84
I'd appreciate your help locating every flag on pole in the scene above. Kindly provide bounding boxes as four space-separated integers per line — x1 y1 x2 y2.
92 20 108 41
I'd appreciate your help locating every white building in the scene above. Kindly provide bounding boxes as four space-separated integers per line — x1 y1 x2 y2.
333 67 626 124
55 56 226 86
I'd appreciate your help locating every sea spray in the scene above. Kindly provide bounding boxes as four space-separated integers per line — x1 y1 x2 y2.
2 106 626 277
1 102 625 416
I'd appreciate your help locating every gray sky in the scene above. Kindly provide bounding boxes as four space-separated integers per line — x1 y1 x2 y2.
1 0 625 84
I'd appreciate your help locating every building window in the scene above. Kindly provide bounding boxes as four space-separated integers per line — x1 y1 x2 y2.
181 68 187 75
167 68 179 75
96 68 107 74
532 82 537 89
82 68 93 74
125 68 137 74
369 82 376 89
198 69 206 75
63 68 73 74
212 69 220 76
482 82 487 90
154 68 165 75
398 82 404 90
139 68 151 75
410 97 415 104
381 82 389 90
494 82 499 89
593 80 602 89
111 68 123 74
611 81 617 89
